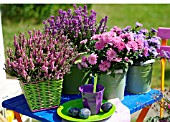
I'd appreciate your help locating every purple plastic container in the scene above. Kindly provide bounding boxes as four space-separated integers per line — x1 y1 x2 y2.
79 84 105 115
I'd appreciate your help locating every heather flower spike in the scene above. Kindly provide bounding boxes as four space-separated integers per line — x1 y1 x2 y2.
4 29 78 83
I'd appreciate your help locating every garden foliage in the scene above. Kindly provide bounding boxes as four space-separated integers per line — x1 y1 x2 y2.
0 4 92 24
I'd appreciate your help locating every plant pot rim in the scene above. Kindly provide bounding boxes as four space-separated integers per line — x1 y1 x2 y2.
131 63 153 67
133 59 155 66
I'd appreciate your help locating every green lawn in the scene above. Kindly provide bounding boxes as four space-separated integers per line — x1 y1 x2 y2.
2 4 170 88
93 4 170 29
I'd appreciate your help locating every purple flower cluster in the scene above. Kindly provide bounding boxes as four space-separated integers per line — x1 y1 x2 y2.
5 29 78 83
43 4 108 52
130 22 161 64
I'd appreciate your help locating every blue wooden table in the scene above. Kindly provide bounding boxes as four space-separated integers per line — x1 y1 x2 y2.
2 89 162 122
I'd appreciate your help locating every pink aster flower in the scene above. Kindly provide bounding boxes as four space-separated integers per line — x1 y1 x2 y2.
106 49 117 61
132 42 138 51
101 34 112 44
110 36 122 47
120 33 126 38
120 33 134 41
127 40 138 51
88 53 98 65
117 41 126 51
99 60 111 72
95 41 105 50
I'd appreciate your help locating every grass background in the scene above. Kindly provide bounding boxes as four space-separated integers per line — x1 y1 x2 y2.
2 4 170 88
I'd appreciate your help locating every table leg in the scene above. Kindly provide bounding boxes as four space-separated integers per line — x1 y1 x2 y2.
14 111 22 122
136 107 150 122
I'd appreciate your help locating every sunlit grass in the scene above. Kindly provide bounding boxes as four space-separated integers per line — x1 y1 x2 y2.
92 4 170 29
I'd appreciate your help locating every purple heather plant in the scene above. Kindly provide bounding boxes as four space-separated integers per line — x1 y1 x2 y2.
43 4 108 53
4 29 78 83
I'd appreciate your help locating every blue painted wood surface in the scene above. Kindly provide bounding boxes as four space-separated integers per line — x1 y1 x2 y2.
2 89 162 122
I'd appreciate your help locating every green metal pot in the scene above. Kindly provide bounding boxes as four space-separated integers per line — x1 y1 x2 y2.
98 72 126 100
63 64 90 94
126 64 153 94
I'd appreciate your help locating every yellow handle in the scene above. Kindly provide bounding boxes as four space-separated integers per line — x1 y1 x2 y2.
160 39 167 118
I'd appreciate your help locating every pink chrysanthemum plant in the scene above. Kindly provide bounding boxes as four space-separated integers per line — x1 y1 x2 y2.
4 29 78 83
78 27 137 92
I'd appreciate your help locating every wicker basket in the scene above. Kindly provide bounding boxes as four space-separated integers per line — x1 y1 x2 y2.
19 79 63 112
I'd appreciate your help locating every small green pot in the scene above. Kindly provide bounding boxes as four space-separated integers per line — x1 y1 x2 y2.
63 64 90 94
126 64 153 94
98 72 126 100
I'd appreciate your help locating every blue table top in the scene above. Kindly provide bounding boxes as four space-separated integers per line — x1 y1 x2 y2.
2 89 162 122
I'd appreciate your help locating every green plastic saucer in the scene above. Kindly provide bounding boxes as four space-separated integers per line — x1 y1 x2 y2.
57 98 116 122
